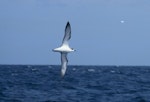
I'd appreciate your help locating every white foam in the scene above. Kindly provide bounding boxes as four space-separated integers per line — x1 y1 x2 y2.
88 69 95 72
72 68 76 71
110 70 115 73
31 68 37 71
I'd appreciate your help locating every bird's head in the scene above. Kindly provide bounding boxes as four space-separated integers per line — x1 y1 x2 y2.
71 48 76 52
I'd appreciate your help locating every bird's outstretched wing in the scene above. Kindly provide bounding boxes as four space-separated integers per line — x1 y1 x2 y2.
62 22 71 45
61 52 68 77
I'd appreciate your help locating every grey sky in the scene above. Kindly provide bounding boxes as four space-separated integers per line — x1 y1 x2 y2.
0 0 150 65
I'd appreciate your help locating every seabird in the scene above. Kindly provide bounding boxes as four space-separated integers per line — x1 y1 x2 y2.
53 22 75 77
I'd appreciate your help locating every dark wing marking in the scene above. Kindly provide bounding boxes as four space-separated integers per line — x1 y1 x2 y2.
62 22 71 45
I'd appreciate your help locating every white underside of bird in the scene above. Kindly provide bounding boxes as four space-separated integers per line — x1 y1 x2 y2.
53 22 75 77
53 44 74 53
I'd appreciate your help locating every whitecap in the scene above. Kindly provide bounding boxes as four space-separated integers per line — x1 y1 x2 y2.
72 68 76 71
88 69 95 72
110 70 115 73
31 68 37 71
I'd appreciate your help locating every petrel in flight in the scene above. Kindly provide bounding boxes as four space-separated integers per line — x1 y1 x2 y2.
53 22 75 77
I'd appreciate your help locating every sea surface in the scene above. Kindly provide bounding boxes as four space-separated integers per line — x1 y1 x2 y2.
0 65 150 102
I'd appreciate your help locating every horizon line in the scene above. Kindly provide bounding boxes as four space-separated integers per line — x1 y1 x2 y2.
0 64 150 67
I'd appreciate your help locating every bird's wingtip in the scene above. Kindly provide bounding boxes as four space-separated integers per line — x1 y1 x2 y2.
66 21 70 26
61 72 65 78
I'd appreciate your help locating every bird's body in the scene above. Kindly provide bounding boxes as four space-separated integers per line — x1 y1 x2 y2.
53 22 75 77
53 44 74 53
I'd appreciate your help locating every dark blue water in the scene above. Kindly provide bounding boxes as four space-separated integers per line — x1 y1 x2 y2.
0 65 150 102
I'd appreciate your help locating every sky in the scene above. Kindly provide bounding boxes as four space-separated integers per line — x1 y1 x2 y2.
0 0 150 65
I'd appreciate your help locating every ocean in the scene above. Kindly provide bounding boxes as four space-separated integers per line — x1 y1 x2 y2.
0 65 150 102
